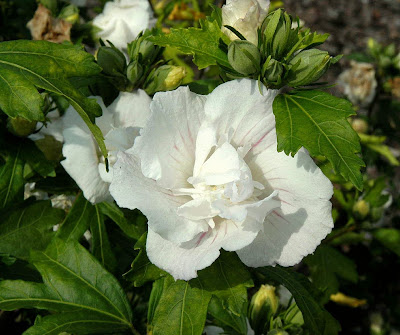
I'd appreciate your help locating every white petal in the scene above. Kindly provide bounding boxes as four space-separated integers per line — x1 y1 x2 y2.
237 149 333 267
110 151 209 244
133 86 207 189
195 79 278 173
147 215 260 280
93 0 155 50
61 125 111 204
109 90 151 128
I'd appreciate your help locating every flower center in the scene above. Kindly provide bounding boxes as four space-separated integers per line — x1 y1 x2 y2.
174 142 270 226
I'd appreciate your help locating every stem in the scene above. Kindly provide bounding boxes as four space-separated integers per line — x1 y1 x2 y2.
130 324 141 335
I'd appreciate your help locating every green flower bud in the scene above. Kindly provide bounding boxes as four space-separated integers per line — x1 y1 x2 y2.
228 40 261 76
353 200 370 219
144 65 186 95
261 9 296 60
287 49 332 87
249 285 279 334
58 4 79 24
128 30 163 65
7 117 37 137
127 61 144 86
262 58 284 86
97 45 126 76
351 118 369 134
267 330 289 335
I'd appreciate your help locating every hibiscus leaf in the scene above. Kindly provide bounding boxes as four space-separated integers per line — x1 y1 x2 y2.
305 245 358 302
0 144 24 209
56 192 95 242
151 274 212 335
0 200 64 260
124 233 167 287
23 311 129 335
273 90 364 190
98 201 142 240
192 251 253 316
258 266 341 335
149 19 231 70
208 296 248 335
20 139 56 178
0 238 133 333
90 205 117 273
0 40 108 159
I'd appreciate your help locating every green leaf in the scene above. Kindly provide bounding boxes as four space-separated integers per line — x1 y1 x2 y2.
0 40 108 158
98 201 142 240
373 228 400 257
23 311 129 335
91 205 117 272
193 251 253 315
305 245 358 301
152 275 212 335
0 145 24 209
124 233 166 287
20 139 56 177
258 266 341 335
56 193 94 242
148 278 166 326
0 201 64 260
0 238 133 333
150 19 231 70
273 90 364 190
208 296 248 335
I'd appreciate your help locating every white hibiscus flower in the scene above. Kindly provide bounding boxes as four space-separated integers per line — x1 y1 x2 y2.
110 79 333 281
222 0 270 45
93 0 156 50
61 90 151 204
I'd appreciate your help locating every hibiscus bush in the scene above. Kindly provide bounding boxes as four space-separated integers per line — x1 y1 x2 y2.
0 0 399 334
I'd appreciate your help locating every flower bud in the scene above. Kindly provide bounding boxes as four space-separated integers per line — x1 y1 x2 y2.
249 285 279 334
262 58 284 86
144 65 186 95
97 45 126 76
286 49 331 87
128 30 162 65
353 200 370 219
262 9 295 60
58 4 79 24
127 61 144 86
267 330 289 335
228 40 261 76
351 118 369 134
7 117 37 137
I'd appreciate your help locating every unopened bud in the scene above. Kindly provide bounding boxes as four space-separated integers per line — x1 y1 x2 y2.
262 58 284 86
249 285 279 334
287 49 331 87
228 40 261 76
144 65 186 95
97 45 126 76
128 30 162 65
351 118 369 134
353 200 370 219
127 61 144 86
267 330 289 335
262 9 295 60
7 117 37 137
58 4 79 24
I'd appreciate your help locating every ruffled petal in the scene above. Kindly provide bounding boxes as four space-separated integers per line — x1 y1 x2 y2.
110 151 209 243
133 86 207 189
237 148 333 267
147 215 260 280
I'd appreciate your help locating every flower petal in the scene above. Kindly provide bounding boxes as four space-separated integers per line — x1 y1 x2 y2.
133 86 207 189
110 151 209 243
237 148 333 267
147 215 260 280
109 90 151 128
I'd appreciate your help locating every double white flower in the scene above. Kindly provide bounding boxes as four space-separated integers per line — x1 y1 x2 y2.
222 0 270 45
93 0 156 50
110 79 333 280
61 90 151 203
